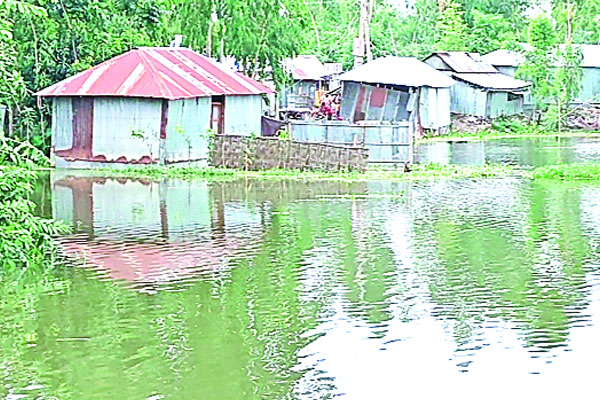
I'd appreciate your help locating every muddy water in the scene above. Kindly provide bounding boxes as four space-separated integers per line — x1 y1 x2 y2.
3 156 600 398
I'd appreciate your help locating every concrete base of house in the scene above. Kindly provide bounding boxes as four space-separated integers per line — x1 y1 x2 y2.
52 156 209 170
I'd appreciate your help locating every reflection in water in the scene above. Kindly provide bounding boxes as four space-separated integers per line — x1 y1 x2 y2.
416 136 600 166
1 172 600 399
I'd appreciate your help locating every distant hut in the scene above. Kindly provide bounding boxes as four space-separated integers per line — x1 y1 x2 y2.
424 51 531 118
483 45 600 105
282 55 329 110
37 47 272 169
338 56 456 132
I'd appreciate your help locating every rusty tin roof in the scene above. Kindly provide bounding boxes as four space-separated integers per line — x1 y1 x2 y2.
37 47 273 100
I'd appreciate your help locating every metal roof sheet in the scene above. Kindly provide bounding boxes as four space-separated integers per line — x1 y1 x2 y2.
483 45 600 68
286 55 328 81
37 47 273 99
452 72 531 90
481 50 524 67
338 56 456 88
428 52 498 73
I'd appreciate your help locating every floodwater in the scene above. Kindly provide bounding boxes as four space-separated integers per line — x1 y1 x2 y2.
416 136 600 166
3 138 600 399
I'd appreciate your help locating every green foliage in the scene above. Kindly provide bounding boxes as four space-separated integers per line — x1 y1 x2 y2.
435 0 469 51
547 42 583 129
85 162 514 182
0 138 68 271
517 15 558 112
531 163 600 181
553 0 600 44
469 10 518 54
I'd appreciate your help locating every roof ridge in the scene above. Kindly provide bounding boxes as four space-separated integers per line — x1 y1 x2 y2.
137 48 175 99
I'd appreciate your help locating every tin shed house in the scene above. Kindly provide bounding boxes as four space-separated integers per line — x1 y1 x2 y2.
338 56 456 131
424 52 531 118
281 55 329 110
483 45 600 105
37 47 272 168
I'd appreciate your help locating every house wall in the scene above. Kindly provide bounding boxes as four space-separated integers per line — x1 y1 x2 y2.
93 97 162 162
164 97 211 163
580 68 600 104
52 98 74 153
486 92 524 118
450 82 488 117
341 81 413 123
224 95 262 135
419 87 451 129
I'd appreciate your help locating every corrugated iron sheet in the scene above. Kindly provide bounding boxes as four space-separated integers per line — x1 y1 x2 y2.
433 52 497 73
37 47 273 100
286 55 328 81
452 72 531 91
339 56 456 88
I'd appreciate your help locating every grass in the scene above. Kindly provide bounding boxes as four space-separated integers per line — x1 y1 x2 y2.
529 163 600 181
417 118 600 144
74 163 515 182
418 128 600 144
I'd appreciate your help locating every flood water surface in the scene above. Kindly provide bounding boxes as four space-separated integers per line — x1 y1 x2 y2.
416 136 600 166
3 166 600 398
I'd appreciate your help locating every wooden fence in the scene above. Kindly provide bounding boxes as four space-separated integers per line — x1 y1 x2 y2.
210 135 368 172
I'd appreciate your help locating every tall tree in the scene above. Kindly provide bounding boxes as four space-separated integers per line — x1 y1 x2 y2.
435 0 469 51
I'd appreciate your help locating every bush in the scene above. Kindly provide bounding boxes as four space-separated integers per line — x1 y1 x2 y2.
0 137 68 271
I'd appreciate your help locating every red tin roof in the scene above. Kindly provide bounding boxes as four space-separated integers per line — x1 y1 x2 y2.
37 47 273 100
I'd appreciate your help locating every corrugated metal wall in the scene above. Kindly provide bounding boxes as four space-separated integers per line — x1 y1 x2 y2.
224 95 263 135
290 121 412 163
341 81 413 123
93 97 162 161
52 98 74 152
419 87 451 129
581 68 600 104
451 82 488 116
164 97 211 163
486 92 524 118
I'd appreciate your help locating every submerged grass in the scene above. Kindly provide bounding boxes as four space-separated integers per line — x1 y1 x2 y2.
530 163 600 181
84 163 515 182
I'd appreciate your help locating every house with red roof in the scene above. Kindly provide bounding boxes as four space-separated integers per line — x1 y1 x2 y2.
37 47 272 168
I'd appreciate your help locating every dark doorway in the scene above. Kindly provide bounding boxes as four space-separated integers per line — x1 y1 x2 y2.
211 96 224 134
70 97 94 158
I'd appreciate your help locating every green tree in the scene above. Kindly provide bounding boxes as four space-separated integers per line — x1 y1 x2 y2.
517 15 558 113
469 10 518 54
435 0 469 51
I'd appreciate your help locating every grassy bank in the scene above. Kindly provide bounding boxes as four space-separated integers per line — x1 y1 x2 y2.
418 129 600 144
417 118 600 144
530 163 600 181
80 163 515 182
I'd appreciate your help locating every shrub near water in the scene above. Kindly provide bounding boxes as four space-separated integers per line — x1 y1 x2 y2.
531 163 600 181
0 137 68 270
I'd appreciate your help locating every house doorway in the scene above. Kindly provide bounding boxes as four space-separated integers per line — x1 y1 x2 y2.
211 96 224 134
72 97 94 158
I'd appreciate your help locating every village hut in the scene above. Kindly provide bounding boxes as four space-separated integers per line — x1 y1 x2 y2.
483 45 600 104
338 56 456 131
423 51 531 118
37 47 272 168
282 55 329 110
